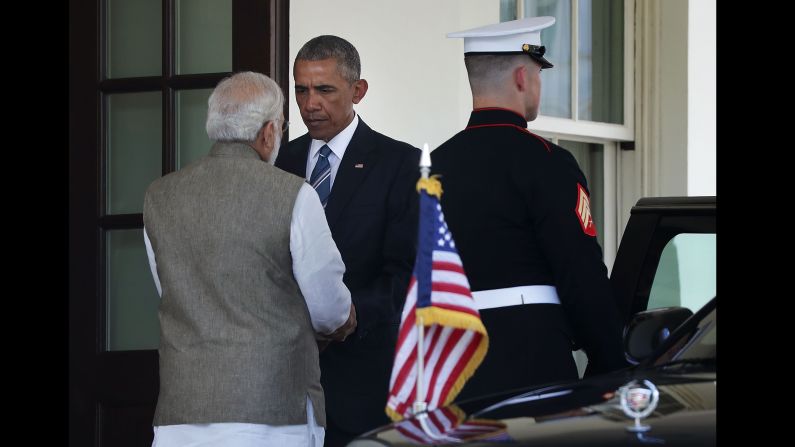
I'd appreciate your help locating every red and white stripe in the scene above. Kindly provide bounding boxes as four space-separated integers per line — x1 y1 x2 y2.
387 250 484 418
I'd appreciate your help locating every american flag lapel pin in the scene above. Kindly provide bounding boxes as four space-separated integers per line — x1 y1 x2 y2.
354 163 364 168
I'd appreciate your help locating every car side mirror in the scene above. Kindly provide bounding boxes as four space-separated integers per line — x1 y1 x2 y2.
624 306 693 364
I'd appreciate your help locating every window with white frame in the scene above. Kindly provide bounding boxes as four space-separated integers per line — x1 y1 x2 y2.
501 0 633 270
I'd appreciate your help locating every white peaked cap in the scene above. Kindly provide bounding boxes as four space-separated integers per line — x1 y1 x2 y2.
447 16 556 68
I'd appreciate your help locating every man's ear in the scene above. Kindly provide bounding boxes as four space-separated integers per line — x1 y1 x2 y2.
260 121 276 147
251 121 276 161
262 120 281 146
352 79 369 104
513 65 528 92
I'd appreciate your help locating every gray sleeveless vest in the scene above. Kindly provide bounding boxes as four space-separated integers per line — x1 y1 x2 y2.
143 142 324 426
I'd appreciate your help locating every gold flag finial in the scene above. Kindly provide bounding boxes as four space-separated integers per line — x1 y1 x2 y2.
416 175 443 199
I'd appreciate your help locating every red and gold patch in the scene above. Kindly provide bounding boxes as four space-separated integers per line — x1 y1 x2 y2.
575 183 597 237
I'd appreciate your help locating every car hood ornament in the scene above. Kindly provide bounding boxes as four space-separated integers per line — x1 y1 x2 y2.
619 379 660 433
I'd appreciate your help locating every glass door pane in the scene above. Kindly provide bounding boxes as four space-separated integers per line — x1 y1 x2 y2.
525 0 572 118
107 92 163 215
176 0 233 74
107 229 161 351
176 88 214 169
106 0 162 78
578 0 624 123
500 0 518 21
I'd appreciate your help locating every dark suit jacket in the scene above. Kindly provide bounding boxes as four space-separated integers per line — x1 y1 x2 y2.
276 117 420 434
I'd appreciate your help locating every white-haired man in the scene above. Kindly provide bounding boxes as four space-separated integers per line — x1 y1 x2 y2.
143 71 356 447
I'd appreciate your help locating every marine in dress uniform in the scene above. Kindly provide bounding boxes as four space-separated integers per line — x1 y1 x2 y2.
435 16 628 401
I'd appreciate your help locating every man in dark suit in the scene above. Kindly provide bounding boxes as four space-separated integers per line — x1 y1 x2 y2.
435 17 629 401
275 35 420 447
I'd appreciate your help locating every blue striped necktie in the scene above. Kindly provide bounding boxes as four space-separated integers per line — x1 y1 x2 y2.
309 145 333 207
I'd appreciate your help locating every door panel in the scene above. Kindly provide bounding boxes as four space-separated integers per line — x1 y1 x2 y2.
610 197 716 323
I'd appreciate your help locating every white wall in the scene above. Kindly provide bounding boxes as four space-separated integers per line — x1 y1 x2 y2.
687 0 716 196
288 0 500 152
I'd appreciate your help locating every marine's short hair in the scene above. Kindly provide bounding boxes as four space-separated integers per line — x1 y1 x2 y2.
464 54 533 92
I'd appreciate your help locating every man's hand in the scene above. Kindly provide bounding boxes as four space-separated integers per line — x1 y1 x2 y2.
326 303 357 342
315 304 357 352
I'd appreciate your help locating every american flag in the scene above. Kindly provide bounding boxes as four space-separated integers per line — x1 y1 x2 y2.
385 177 489 422
393 405 512 445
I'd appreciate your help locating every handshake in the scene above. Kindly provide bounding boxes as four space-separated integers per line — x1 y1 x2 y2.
316 304 357 351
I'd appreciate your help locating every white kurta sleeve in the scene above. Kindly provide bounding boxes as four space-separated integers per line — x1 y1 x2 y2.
143 226 162 297
290 183 351 334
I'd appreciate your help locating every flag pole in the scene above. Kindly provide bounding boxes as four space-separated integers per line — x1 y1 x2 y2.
412 143 432 417
413 143 454 442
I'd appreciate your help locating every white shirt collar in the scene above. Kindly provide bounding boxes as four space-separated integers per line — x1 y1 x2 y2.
309 113 359 162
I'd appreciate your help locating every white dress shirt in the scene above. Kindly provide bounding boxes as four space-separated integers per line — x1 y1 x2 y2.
144 182 350 446
304 113 359 184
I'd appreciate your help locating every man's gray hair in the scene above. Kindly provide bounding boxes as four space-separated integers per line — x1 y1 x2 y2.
464 54 533 93
206 71 284 143
295 35 361 83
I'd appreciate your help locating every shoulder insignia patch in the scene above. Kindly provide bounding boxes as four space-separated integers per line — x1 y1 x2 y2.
575 183 597 237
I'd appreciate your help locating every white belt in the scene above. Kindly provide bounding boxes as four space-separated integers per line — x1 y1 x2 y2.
471 285 560 310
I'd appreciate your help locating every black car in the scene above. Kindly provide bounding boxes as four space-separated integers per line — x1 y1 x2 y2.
347 196 716 446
